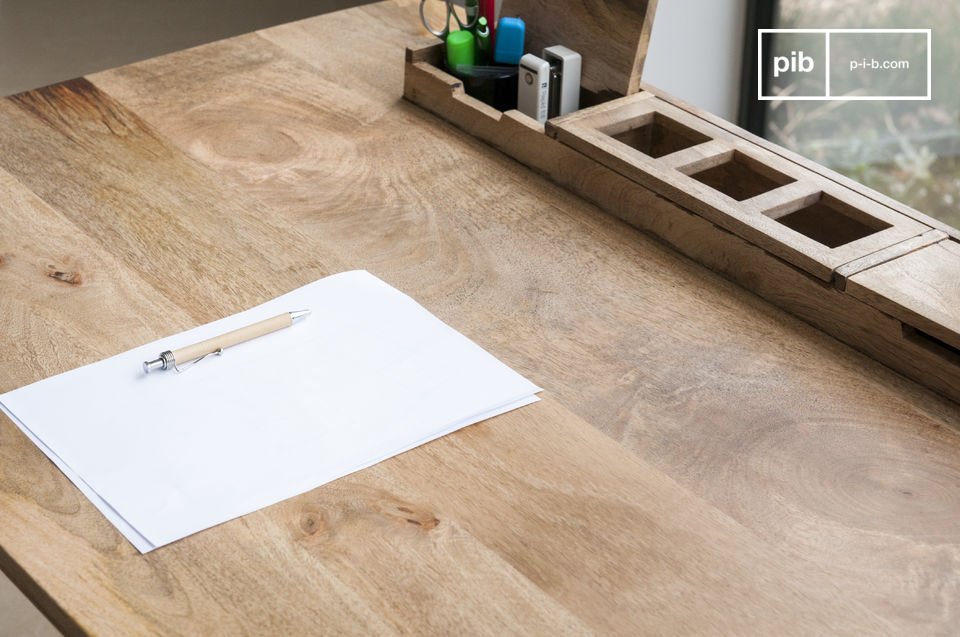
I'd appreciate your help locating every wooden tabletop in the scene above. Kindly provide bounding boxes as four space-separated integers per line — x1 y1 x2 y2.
1 2 959 634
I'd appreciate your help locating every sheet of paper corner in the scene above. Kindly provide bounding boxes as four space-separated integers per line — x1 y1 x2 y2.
0 271 541 552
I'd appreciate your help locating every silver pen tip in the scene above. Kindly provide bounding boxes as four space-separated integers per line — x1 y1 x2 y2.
289 309 311 321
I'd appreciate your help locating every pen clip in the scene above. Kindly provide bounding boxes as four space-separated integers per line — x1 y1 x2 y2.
174 348 223 374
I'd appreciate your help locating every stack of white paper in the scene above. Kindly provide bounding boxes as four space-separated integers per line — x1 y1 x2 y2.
0 271 541 552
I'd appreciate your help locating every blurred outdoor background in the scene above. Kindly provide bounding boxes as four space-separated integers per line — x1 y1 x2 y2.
763 1 959 228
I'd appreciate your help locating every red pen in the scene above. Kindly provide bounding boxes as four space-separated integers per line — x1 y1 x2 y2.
480 0 496 49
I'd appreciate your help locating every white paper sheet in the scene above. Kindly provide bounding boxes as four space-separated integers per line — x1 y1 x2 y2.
0 271 541 552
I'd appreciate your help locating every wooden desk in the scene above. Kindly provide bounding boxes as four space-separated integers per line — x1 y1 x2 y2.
1 2 959 634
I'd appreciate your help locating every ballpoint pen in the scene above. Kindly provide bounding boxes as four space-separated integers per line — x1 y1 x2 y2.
480 0 496 48
142 310 311 373
475 16 491 64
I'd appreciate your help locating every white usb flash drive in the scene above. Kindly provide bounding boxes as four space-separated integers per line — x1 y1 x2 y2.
518 53 551 123
542 45 582 117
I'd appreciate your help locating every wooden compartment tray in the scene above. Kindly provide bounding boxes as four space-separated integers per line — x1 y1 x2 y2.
403 35 960 404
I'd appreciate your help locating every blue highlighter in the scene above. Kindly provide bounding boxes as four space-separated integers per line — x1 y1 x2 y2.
493 17 525 65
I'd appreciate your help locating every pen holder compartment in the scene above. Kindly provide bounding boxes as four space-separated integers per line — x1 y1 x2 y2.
546 94 931 281
686 151 795 202
404 39 614 131
763 192 893 249
409 0 658 121
600 111 711 159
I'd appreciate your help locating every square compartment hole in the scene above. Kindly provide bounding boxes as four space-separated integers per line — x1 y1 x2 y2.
609 112 711 159
770 193 892 248
688 151 795 201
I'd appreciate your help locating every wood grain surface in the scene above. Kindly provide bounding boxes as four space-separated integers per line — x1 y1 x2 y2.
1 1 960 634
833 229 949 291
847 241 960 352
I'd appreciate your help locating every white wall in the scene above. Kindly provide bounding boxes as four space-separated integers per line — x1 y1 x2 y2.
642 0 748 122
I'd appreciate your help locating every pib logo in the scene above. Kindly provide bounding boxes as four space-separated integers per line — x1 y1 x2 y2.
772 51 815 78
758 30 826 99
759 29 930 101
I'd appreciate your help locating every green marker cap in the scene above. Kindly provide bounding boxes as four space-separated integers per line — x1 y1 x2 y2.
446 30 476 71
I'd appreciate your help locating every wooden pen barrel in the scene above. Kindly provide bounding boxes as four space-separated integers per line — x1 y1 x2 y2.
172 313 292 364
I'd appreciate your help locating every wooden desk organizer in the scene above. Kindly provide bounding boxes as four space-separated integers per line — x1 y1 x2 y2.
403 6 960 404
